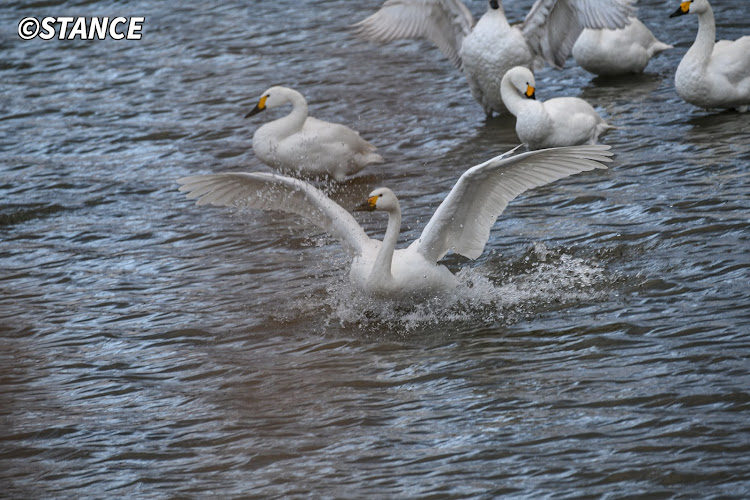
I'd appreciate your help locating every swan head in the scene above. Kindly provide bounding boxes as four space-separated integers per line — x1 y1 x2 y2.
354 187 399 213
670 0 706 17
489 0 501 10
505 66 536 100
245 86 292 118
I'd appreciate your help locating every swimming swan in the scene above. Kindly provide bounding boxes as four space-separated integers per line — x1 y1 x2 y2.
670 0 750 112
247 86 385 181
177 145 611 297
572 16 673 76
353 0 636 117
501 66 613 149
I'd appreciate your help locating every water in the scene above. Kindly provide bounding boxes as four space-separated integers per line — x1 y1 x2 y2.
2 0 749 497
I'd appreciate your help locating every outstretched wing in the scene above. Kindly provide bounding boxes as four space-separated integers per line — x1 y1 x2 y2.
352 0 475 69
523 0 636 69
177 172 370 257
414 144 612 263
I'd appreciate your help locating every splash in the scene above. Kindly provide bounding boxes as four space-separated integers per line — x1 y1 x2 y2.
317 243 617 333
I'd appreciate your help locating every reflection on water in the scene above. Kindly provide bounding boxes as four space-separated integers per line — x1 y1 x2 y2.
1 0 749 497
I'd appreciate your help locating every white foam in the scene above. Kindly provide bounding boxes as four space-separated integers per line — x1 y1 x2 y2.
318 243 615 332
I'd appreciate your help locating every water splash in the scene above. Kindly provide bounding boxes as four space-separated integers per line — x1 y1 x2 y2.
318 243 617 333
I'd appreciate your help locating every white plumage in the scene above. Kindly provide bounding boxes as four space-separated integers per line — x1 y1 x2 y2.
247 86 384 181
353 0 635 116
670 0 750 112
572 16 672 76
501 66 613 149
178 145 611 297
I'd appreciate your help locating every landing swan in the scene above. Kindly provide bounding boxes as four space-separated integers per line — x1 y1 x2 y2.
572 16 673 76
177 145 611 297
247 86 385 181
353 0 636 117
501 66 613 149
670 0 750 112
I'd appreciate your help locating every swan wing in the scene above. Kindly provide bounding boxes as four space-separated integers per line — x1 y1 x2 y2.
352 0 475 69
414 144 612 262
711 37 750 86
523 0 636 69
177 172 370 257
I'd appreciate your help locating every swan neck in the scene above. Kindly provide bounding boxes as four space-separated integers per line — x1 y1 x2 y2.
288 89 307 128
372 206 401 283
486 3 510 27
278 88 308 133
490 0 505 15
501 77 537 117
688 5 716 65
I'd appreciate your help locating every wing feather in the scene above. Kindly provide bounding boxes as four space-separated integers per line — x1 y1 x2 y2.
414 145 612 262
523 0 636 69
177 172 370 257
352 0 475 69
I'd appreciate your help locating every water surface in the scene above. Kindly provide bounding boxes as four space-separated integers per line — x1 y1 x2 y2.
2 0 749 497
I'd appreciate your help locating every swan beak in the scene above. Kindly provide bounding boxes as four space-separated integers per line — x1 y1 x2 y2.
525 85 536 100
245 95 268 118
354 196 378 212
670 2 690 17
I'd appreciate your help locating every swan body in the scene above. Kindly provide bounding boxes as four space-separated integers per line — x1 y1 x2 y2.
670 0 750 112
353 0 636 116
247 86 384 181
572 17 673 76
501 66 613 149
178 145 612 297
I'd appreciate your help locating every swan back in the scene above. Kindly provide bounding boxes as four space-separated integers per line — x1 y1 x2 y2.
522 0 637 69
249 86 384 180
672 0 750 111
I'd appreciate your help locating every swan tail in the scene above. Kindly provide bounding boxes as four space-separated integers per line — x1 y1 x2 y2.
649 41 673 57
357 152 385 166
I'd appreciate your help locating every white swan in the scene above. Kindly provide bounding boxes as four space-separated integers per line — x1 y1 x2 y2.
246 86 385 181
177 145 611 297
501 66 613 149
353 0 636 117
670 0 750 112
572 16 673 76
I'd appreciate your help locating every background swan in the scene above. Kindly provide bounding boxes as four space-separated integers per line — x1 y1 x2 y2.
353 0 635 117
501 66 613 149
247 86 385 181
670 0 750 112
573 16 672 76
177 145 611 297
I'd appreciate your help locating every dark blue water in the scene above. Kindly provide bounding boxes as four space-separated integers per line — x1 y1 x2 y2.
2 0 749 497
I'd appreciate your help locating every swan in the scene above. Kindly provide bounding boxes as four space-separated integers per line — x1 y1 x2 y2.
246 86 385 181
572 16 673 76
353 0 636 117
670 0 750 112
177 144 611 297
501 66 614 149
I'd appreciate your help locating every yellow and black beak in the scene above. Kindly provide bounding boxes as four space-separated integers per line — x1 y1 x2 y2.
670 1 691 17
525 85 536 100
354 195 378 212
245 95 268 118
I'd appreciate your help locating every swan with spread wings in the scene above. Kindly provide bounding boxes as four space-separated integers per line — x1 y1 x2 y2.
353 0 635 117
178 145 611 297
